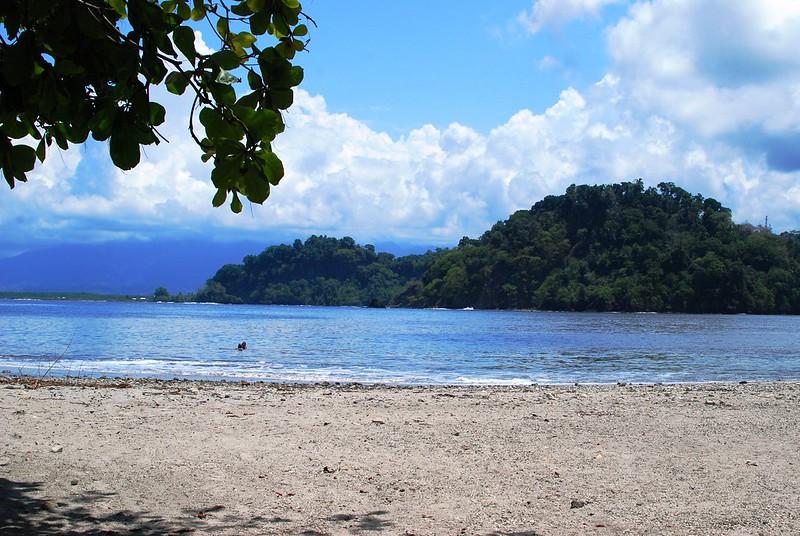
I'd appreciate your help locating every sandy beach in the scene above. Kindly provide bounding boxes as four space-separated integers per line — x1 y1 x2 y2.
1 377 799 535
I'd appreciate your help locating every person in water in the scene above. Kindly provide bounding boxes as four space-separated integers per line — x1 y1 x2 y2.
237 341 247 351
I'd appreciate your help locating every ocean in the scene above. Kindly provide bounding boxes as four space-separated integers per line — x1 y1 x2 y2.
1 299 799 384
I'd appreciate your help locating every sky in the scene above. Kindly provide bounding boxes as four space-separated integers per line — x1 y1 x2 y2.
2 0 800 256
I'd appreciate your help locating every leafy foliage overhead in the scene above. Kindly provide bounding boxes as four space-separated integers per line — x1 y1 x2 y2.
0 0 310 212
197 182 800 314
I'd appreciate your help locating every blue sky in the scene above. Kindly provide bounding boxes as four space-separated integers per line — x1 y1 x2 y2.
2 0 800 256
297 0 623 133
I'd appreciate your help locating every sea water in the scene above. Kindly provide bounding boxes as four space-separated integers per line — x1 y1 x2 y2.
1 299 799 384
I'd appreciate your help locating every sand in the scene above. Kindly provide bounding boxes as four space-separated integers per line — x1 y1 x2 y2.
1 377 799 535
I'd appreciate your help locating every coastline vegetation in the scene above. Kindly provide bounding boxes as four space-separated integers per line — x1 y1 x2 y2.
194 181 800 314
9 182 797 314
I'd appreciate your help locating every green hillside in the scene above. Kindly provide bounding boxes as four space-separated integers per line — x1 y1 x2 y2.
195 236 437 307
196 181 800 314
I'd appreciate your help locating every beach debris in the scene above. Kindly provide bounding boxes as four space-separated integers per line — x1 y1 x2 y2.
0 458 10 466
570 499 588 509
371 419 386 425
746 460 758 466
50 445 63 453
70 479 78 486
197 505 225 519
323 465 337 474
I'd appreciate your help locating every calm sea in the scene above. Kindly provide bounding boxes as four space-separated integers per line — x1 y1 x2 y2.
1 299 799 384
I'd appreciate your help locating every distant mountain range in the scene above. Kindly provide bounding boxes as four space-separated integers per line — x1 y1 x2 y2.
0 240 438 295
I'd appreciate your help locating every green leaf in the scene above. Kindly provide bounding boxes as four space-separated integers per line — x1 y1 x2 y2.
190 6 205 21
211 50 241 70
289 66 304 87
165 71 190 94
250 11 269 35
52 128 68 150
282 0 301 9
247 71 263 90
234 107 282 142
236 91 260 109
35 138 46 162
293 24 308 36
210 83 237 106
90 107 117 141
107 0 127 18
177 2 191 20
215 139 246 158
21 116 41 140
173 26 196 64
149 102 167 126
2 164 15 188
161 1 178 13
247 0 266 12
235 32 257 49
216 18 229 38
269 88 294 109
212 188 227 207
242 166 269 203
3 119 29 139
199 107 244 141
1 39 35 86
110 127 141 170
158 34 177 57
231 191 243 213
211 155 242 187
256 149 284 185
10 145 36 173
231 3 253 16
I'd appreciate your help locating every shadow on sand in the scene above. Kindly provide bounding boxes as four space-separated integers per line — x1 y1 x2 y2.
0 477 207 535
1 477 399 535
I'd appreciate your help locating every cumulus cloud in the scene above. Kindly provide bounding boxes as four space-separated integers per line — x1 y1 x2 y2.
3 0 800 250
608 0 800 143
7 77 799 246
518 0 624 33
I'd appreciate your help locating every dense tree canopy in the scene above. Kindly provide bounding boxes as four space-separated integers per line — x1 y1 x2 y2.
195 236 438 306
0 0 309 212
410 181 800 313
198 182 800 314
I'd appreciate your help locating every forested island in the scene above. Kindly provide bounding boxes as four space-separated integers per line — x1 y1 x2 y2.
188 181 800 314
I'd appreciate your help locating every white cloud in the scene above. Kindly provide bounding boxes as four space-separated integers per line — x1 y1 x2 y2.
519 0 624 33
9 77 798 246
3 0 800 249
608 0 800 137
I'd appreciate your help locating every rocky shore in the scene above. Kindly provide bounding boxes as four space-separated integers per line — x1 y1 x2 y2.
2 377 799 535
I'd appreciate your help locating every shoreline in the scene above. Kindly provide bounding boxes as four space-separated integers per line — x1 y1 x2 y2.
4 296 800 316
3 377 799 534
0 373 791 390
